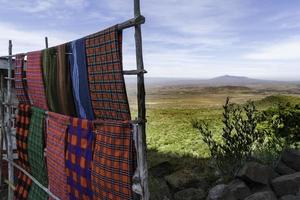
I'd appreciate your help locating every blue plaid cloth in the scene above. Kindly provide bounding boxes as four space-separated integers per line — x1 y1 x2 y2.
66 117 94 200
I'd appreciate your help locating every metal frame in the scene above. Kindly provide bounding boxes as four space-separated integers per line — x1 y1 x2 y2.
0 0 149 199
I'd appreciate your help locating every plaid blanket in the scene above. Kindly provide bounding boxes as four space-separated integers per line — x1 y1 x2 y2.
15 104 32 200
57 44 76 116
85 26 131 120
46 112 69 200
69 39 94 120
14 54 30 104
91 120 136 200
27 107 48 200
43 48 60 113
27 51 49 110
66 118 94 200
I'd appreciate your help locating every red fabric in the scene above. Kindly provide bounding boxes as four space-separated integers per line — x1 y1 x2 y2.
46 112 69 200
14 54 30 104
27 51 49 110
85 26 131 121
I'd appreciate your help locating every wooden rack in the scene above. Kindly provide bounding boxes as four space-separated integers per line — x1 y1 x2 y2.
0 0 149 199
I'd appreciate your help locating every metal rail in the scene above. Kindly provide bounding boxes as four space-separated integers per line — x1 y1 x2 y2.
3 158 60 200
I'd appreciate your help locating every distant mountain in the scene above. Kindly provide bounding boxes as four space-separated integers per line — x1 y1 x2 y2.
125 75 299 88
206 75 269 85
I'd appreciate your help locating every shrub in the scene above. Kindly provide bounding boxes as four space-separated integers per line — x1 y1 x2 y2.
259 103 300 150
192 98 264 177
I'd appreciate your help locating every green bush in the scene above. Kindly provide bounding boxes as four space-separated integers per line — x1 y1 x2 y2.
192 98 264 177
259 103 300 150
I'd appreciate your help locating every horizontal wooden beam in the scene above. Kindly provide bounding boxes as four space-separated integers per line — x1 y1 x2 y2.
117 15 145 30
123 69 147 75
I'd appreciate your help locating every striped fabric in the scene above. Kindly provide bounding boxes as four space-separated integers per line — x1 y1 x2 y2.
57 44 77 116
66 118 94 200
91 120 136 200
27 51 48 110
69 39 95 120
14 54 30 104
15 104 32 200
43 48 60 113
27 107 48 200
85 26 131 120
46 112 69 200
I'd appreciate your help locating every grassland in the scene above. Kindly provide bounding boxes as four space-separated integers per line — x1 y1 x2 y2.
127 83 300 160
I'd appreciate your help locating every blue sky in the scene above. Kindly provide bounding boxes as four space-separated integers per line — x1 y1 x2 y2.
0 0 300 80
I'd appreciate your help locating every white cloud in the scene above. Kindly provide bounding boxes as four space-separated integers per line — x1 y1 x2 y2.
0 22 78 55
244 37 300 60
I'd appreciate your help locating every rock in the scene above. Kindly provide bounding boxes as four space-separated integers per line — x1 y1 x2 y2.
276 161 297 175
271 172 300 197
174 188 206 200
228 179 251 200
281 149 300 171
251 185 273 194
149 176 172 200
244 191 277 200
237 162 273 185
165 169 208 191
279 195 300 200
206 184 236 200
149 161 174 178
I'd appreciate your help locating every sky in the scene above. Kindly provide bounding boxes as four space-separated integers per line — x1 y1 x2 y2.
0 0 300 80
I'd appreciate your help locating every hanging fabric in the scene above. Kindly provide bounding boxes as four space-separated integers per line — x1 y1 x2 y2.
26 51 49 110
66 117 94 200
85 25 131 121
14 54 30 104
69 39 95 120
27 107 48 200
57 44 77 116
43 48 60 113
14 104 32 200
91 120 136 200
46 112 69 200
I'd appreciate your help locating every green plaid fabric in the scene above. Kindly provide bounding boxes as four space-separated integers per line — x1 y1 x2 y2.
27 107 48 200
28 183 48 200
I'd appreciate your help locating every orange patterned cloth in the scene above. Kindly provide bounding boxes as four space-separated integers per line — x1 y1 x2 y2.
91 120 136 200
14 104 32 200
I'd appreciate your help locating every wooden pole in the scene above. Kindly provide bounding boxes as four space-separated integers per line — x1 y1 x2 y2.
6 40 13 200
133 0 149 199
45 37 48 49
0 73 3 186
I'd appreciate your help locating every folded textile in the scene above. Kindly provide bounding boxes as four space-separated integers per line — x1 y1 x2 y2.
91 120 136 200
69 39 94 120
14 54 30 104
66 117 94 200
15 104 32 200
85 26 131 120
43 48 60 113
46 112 69 200
27 107 48 200
57 44 76 116
27 51 49 110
